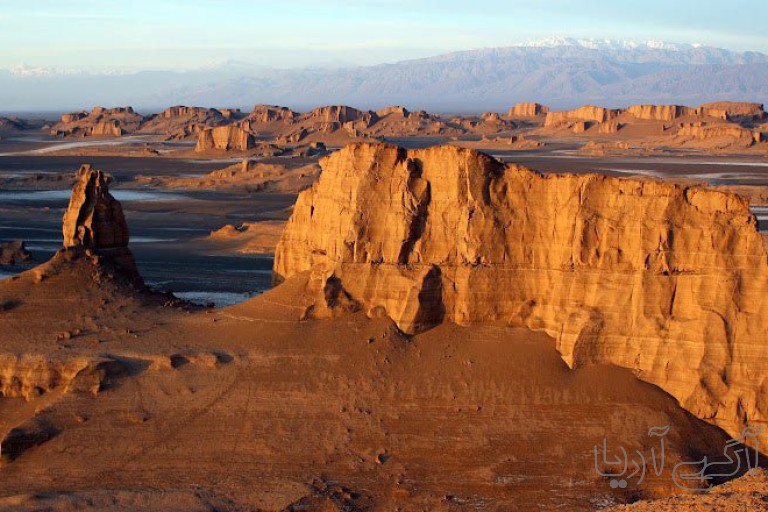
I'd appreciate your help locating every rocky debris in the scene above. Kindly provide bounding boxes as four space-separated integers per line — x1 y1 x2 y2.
0 241 32 266
627 104 697 121
194 125 256 152
508 102 549 117
275 142 768 448
51 106 144 138
545 105 621 127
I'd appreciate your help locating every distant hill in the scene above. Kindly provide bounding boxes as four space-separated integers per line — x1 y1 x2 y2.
2 39 768 113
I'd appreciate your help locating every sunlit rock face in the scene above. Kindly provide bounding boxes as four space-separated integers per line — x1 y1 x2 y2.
63 165 129 250
61 164 140 281
275 142 768 445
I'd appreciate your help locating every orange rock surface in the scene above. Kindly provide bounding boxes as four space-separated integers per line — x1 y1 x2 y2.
276 142 768 448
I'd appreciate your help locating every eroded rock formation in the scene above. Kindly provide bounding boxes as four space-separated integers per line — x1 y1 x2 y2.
508 102 549 117
0 241 32 265
195 125 256 152
62 165 129 250
698 101 766 121
545 105 621 127
138 106 230 139
677 123 759 147
627 104 697 121
51 107 144 137
275 142 768 446
61 165 140 281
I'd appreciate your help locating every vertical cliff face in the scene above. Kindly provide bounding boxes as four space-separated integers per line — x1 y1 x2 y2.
275 142 768 445
195 125 256 152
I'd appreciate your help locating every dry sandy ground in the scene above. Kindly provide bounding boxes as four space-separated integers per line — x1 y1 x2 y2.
0 251 763 511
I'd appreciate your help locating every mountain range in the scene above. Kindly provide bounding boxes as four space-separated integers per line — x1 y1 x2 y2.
3 39 768 114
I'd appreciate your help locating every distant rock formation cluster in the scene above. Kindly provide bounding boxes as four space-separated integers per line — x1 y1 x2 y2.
46 100 768 155
51 107 144 137
275 142 768 447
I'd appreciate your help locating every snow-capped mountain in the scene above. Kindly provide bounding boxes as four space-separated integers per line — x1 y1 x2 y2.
1 41 767 113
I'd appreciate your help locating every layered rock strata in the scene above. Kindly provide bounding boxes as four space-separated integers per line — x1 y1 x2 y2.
275 142 768 446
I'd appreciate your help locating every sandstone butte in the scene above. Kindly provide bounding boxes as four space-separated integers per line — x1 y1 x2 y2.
626 104 697 121
195 124 256 152
508 102 549 117
544 105 622 126
275 142 768 447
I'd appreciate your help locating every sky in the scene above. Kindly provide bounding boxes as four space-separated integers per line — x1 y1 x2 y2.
1 0 767 71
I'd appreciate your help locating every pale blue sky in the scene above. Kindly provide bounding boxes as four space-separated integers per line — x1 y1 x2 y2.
2 0 767 71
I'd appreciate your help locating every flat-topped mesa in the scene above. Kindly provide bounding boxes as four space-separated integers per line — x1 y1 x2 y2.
698 101 767 121
677 123 759 146
307 105 373 125
62 165 129 250
275 142 768 447
508 102 549 117
627 104 697 121
195 125 256 152
544 105 621 127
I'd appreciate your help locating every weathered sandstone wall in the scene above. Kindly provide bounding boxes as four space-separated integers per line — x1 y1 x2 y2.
509 102 549 117
627 104 696 121
195 125 255 152
544 105 621 127
275 142 768 445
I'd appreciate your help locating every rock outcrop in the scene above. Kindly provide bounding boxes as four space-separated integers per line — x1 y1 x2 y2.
138 106 230 139
61 165 139 280
51 107 144 138
0 241 32 265
627 104 696 121
195 125 256 152
677 123 758 147
62 165 129 250
544 105 621 127
275 142 768 447
508 102 549 117
698 101 766 121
